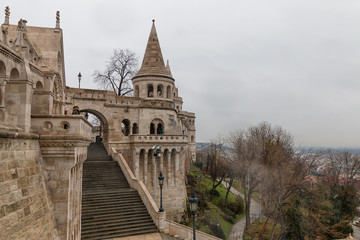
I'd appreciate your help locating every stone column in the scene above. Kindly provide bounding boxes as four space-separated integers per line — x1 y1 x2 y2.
166 151 171 186
133 150 140 179
144 151 148 185
175 151 180 185
39 139 89 240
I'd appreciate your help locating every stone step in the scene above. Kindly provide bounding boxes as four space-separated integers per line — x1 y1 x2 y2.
82 198 143 207
82 209 149 221
82 211 150 223
82 142 158 239
81 227 158 240
81 203 146 215
82 191 138 198
82 222 157 235
82 217 154 230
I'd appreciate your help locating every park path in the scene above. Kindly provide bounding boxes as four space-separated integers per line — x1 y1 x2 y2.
223 182 261 240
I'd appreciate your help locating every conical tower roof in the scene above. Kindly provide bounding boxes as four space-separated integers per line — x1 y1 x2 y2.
133 20 173 79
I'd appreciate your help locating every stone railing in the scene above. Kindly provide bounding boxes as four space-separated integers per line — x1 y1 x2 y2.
111 148 221 240
130 134 188 144
31 115 93 140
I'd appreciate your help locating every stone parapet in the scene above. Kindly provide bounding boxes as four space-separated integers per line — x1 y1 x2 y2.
31 114 93 141
130 134 188 145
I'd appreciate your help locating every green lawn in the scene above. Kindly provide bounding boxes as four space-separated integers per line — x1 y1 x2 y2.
184 164 245 239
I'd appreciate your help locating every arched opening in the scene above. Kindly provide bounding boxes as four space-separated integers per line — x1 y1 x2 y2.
157 84 163 97
163 149 170 185
151 118 164 135
157 123 163 135
31 81 46 115
5 68 21 118
134 85 139 98
0 61 6 77
132 123 138 134
35 81 43 91
147 85 154 97
79 109 109 145
150 123 155 134
10 68 20 80
166 86 171 99
191 136 194 142
121 119 131 136
0 61 7 110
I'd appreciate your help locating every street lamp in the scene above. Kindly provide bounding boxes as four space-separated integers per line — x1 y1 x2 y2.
78 72 82 88
188 190 198 240
152 145 161 202
158 172 164 212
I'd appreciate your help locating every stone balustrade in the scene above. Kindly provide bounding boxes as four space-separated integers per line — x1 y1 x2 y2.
31 114 93 141
130 134 188 144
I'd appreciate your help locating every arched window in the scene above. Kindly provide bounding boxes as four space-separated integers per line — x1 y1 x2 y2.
148 85 154 97
35 81 43 91
134 85 139 98
150 123 155 134
10 68 20 80
0 61 6 77
157 85 163 97
191 136 194 142
157 123 163 135
132 123 138 134
150 118 164 135
121 119 131 136
166 86 171 98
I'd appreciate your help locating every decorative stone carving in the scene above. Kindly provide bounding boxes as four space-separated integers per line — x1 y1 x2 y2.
1 6 10 44
55 11 60 29
41 121 53 133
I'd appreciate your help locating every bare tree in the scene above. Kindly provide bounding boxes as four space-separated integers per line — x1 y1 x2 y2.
93 49 139 96
230 130 262 230
207 142 227 195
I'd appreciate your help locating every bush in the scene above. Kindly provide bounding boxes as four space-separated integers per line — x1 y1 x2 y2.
209 189 220 197
227 196 244 215
209 223 226 239
194 161 203 170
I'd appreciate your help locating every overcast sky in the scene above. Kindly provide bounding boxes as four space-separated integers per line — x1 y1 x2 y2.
2 0 360 147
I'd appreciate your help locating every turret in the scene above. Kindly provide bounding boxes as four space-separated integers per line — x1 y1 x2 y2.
132 20 175 100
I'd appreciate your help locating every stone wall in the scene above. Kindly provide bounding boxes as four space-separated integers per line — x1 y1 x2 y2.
0 132 57 240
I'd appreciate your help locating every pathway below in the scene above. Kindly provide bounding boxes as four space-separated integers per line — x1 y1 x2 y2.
223 182 261 240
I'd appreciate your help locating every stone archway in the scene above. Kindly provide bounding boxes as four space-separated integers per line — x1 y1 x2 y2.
79 109 109 146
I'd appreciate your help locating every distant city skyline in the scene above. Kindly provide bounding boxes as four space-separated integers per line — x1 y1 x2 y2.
2 0 360 147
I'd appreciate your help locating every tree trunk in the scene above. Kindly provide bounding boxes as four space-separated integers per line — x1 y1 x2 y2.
225 178 234 207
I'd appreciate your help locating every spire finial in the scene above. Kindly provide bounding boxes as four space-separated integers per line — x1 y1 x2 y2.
152 19 155 23
4 6 10 25
56 11 60 28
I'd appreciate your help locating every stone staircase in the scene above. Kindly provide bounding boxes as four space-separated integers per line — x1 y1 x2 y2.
81 142 158 240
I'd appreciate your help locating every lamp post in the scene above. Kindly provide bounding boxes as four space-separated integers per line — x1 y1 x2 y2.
188 190 198 240
158 172 164 212
78 72 82 88
152 145 161 202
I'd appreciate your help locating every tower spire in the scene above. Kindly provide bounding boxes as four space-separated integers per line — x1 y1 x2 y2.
133 20 173 79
